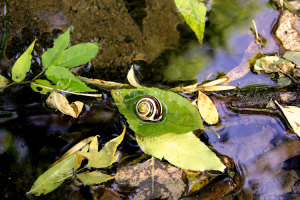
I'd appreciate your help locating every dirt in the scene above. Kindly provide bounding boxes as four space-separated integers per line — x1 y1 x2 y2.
1 0 184 81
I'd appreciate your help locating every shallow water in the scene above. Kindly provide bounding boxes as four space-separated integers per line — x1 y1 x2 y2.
0 0 299 199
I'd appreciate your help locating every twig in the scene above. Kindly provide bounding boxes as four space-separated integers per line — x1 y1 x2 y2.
31 83 102 98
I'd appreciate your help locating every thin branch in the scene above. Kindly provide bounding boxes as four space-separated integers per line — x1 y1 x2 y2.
31 83 102 98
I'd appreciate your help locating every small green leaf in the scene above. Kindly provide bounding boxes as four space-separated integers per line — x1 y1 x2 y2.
27 153 76 196
111 88 203 137
136 132 226 171
78 126 126 168
76 171 115 185
0 75 9 88
31 79 55 94
27 144 89 196
11 40 36 82
45 66 96 92
174 0 207 43
42 29 70 68
283 51 300 66
57 43 99 68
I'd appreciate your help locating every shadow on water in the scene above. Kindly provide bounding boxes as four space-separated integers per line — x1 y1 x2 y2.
0 0 299 199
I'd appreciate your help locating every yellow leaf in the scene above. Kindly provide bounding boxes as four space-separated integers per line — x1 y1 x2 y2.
74 145 90 171
46 92 84 118
275 101 300 137
0 75 9 88
76 171 115 185
200 85 236 91
51 136 93 166
200 78 228 87
78 126 126 168
197 91 219 125
127 65 143 88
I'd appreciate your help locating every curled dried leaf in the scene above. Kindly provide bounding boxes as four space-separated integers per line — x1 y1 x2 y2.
46 92 84 118
127 65 143 88
197 91 219 125
275 100 300 137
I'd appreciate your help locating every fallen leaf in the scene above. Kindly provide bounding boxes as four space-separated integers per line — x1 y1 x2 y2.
200 85 236 92
76 171 115 185
27 145 89 196
275 100 300 137
136 132 225 171
200 78 228 87
127 65 143 88
197 91 219 125
0 75 9 88
46 92 84 118
283 51 300 66
52 136 94 167
78 126 126 168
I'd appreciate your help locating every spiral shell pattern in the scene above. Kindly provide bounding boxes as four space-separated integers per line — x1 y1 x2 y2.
136 96 163 121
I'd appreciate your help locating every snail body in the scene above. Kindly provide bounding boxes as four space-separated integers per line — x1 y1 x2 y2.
135 96 163 121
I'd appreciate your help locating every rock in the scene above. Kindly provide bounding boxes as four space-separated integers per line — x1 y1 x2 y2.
1 0 184 81
275 10 300 51
115 158 186 200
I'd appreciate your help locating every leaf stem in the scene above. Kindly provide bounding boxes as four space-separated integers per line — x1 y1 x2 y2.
31 83 102 97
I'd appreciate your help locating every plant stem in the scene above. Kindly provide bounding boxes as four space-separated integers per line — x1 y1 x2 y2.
31 83 102 97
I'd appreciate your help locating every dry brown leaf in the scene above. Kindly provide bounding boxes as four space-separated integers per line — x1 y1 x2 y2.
200 78 228 87
46 92 84 118
78 76 132 91
275 100 300 137
127 65 143 88
197 91 219 125
201 85 236 91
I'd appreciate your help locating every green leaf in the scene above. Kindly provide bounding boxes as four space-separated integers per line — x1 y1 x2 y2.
42 29 70 68
11 40 36 82
27 144 89 196
27 153 76 196
57 43 99 68
174 0 207 43
283 51 300 66
78 126 126 168
45 66 96 92
111 88 203 137
0 75 9 88
31 79 55 94
76 171 115 185
136 132 226 171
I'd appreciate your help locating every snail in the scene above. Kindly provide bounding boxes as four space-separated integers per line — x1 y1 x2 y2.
135 96 163 121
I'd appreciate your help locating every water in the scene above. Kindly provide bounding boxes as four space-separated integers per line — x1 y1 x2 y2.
0 0 299 199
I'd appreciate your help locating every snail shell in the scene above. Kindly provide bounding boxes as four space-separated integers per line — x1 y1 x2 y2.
136 96 163 121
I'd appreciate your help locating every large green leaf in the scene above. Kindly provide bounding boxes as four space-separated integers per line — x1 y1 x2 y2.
27 153 76 196
111 88 203 137
42 29 70 68
136 132 226 171
45 66 96 92
56 43 99 68
11 40 36 82
174 0 207 43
